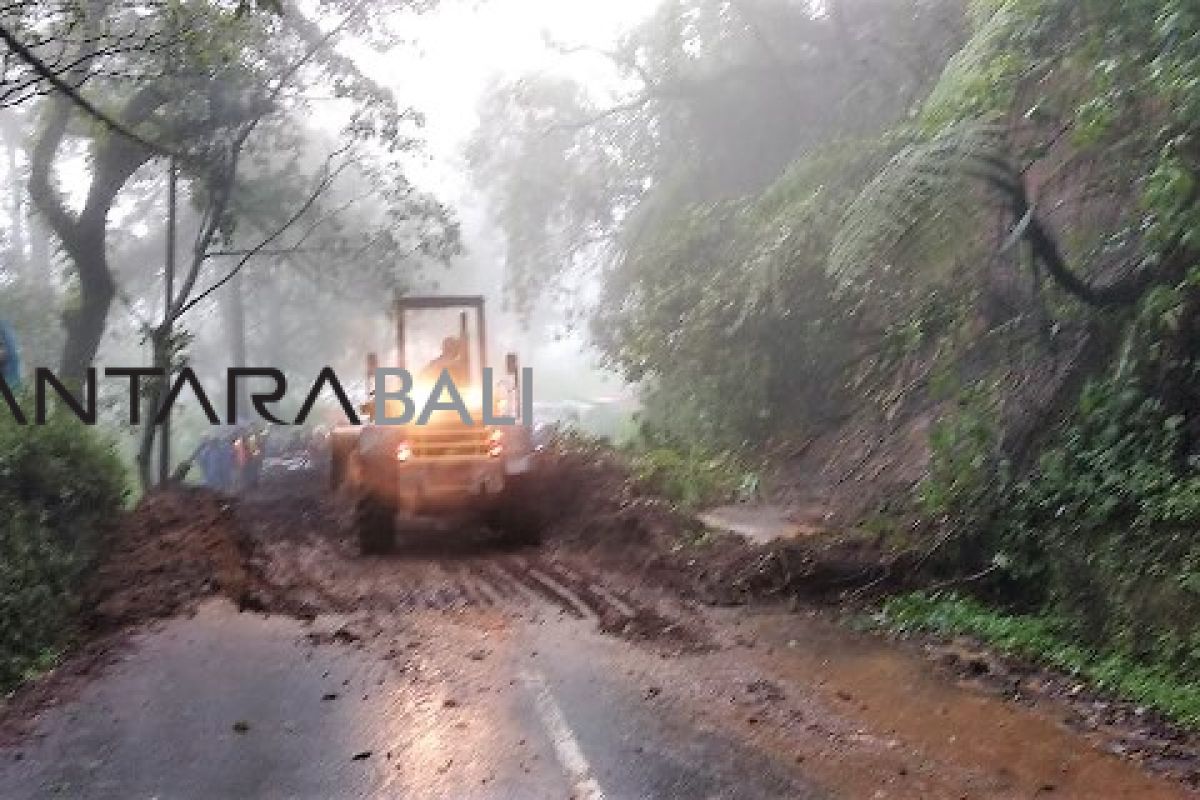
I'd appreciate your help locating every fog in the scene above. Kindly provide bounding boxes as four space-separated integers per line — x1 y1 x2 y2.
0 0 658 477
0 0 993 478
355 0 657 406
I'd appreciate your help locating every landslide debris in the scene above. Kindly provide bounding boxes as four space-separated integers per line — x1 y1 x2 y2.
84 488 269 629
533 437 888 604
78 439 887 639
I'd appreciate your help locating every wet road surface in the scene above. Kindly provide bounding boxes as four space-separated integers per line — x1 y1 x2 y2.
1 480 1194 798
0 601 815 799
2 587 1192 799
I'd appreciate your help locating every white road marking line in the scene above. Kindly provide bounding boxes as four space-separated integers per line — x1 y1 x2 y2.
521 670 607 800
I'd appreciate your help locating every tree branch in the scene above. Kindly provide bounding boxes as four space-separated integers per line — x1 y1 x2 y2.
175 151 349 320
165 10 361 323
0 21 177 157
980 159 1157 308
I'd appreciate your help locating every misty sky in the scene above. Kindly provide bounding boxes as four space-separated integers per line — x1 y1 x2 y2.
356 0 662 402
363 0 658 198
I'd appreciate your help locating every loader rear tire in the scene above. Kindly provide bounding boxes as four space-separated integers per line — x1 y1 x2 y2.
330 436 352 490
356 496 396 555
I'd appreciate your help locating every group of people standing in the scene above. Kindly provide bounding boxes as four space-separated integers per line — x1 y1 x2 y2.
194 426 266 493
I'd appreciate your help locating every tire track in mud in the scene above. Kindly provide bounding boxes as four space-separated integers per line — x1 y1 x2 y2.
239 495 706 649
263 544 617 619
232 471 713 651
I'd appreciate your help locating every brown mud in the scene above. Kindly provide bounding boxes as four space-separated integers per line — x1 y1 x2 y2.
85 488 267 628
533 439 891 605
3 446 1199 792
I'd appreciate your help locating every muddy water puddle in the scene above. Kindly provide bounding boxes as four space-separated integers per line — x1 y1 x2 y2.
695 608 1196 798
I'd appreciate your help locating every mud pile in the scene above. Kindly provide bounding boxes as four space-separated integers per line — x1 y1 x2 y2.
534 439 888 604
85 489 267 628
83 443 887 634
693 533 890 604
537 440 683 550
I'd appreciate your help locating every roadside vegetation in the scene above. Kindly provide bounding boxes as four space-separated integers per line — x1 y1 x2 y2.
471 0 1200 721
628 445 757 510
897 1 1200 721
0 411 126 691
880 592 1200 728
549 428 754 511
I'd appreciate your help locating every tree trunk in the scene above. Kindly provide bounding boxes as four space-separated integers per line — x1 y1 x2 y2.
158 160 177 486
2 120 26 274
58 234 117 380
224 268 250 419
136 330 169 491
28 90 165 383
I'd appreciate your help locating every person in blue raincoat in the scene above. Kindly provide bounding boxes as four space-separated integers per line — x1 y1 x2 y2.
196 437 222 490
0 320 20 389
197 433 236 492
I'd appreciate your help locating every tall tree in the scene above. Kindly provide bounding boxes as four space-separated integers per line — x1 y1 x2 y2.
6 0 448 382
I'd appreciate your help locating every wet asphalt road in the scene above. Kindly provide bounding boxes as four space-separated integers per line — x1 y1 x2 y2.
1 528 1193 800
0 601 817 799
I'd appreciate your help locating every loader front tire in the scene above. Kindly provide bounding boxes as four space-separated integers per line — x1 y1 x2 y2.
487 474 544 548
356 495 396 555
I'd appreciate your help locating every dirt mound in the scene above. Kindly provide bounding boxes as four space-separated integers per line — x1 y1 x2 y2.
536 441 687 557
534 439 888 604
538 444 677 538
83 445 886 633
692 534 890 604
85 489 267 629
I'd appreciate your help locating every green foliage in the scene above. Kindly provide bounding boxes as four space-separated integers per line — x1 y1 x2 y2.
598 142 886 447
829 122 1005 314
918 382 1007 522
1001 372 1200 643
628 445 756 510
920 0 1056 129
0 411 127 691
839 0 1200 320
920 368 1200 686
879 291 965 361
544 426 753 509
854 2 1200 693
880 592 1200 728
1015 378 1200 533
840 0 1046 280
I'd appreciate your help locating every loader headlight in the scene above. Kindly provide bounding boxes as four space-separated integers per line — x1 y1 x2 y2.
395 440 413 462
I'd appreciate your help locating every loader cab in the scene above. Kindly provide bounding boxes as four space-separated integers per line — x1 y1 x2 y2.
364 294 524 425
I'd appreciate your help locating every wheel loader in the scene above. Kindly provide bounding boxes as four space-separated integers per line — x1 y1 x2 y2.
330 295 541 553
